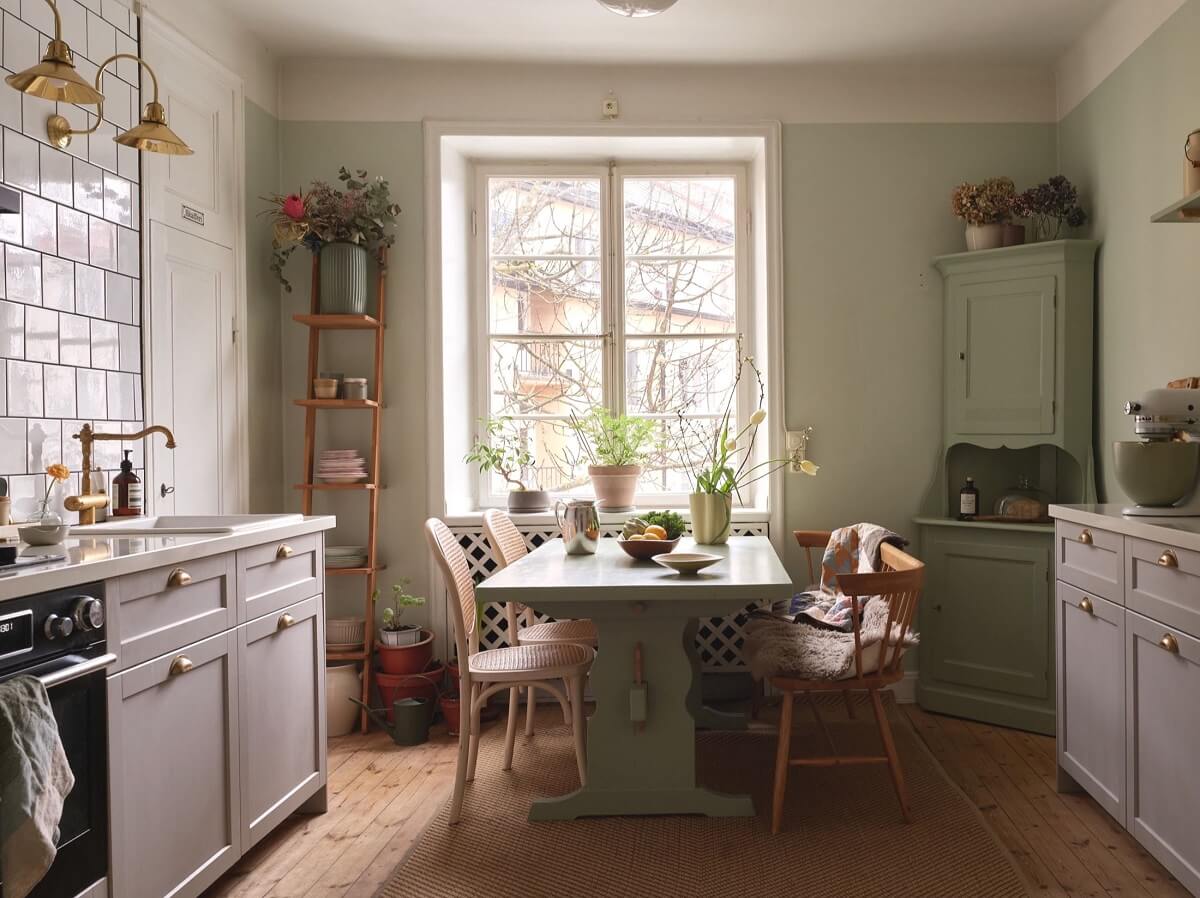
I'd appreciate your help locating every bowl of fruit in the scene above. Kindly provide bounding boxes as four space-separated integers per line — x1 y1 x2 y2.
617 511 685 560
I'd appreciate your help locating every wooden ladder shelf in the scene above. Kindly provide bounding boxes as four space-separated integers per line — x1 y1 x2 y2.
293 249 387 733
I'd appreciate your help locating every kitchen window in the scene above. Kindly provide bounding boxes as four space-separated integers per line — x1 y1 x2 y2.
476 164 752 507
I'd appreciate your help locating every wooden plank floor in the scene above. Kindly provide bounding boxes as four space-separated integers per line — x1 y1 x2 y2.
203 702 1187 898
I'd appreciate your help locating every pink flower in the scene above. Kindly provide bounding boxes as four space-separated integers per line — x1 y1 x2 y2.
282 194 305 220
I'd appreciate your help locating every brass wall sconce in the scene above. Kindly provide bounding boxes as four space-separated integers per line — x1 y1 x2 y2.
5 0 104 104
46 53 193 156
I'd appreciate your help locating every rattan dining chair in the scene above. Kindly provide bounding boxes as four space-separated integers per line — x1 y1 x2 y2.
425 517 594 824
768 529 925 834
483 509 598 737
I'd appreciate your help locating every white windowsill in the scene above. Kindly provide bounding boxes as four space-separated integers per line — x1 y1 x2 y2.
443 504 771 528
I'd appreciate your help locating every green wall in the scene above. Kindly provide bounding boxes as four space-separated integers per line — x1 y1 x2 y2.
1058 0 1200 503
245 99 284 513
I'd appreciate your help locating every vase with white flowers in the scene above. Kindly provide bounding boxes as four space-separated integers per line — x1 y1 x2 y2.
677 355 818 545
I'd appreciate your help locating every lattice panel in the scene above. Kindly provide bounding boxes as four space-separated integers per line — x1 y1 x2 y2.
452 521 771 671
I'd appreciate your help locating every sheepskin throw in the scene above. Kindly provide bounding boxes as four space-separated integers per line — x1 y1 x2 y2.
743 598 919 681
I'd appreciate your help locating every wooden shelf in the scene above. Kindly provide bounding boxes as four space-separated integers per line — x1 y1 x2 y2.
292 313 383 330
293 482 378 491
1151 189 1200 223
326 649 369 662
326 564 387 577
293 398 380 409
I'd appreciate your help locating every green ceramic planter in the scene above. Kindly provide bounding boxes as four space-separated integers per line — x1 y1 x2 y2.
319 241 369 314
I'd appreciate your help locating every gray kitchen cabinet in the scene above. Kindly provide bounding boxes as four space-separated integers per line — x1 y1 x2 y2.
1126 610 1200 896
238 595 327 849
1056 582 1124 824
108 630 241 898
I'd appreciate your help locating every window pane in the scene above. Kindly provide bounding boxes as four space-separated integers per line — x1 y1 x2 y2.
486 418 590 495
624 177 735 257
490 178 601 256
637 418 716 494
489 258 601 335
625 337 738 416
624 258 735 335
490 338 602 417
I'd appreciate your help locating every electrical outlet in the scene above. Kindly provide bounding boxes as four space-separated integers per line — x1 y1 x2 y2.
602 94 619 119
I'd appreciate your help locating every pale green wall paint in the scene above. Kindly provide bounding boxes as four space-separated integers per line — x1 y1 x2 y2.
245 99 284 513
271 121 1056 615
780 123 1056 573
278 121 426 623
1058 0 1200 503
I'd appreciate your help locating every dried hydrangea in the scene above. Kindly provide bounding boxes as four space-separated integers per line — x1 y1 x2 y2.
1015 175 1087 240
951 177 1016 225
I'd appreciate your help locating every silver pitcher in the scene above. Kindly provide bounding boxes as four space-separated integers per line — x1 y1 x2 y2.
555 498 600 555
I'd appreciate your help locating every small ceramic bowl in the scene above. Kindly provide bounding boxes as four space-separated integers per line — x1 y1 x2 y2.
313 378 339 400
19 523 71 546
617 536 681 560
652 552 723 575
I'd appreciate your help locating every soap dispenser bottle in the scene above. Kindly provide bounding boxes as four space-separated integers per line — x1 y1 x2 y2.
112 450 143 517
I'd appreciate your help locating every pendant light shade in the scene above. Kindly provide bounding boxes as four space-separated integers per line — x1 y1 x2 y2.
114 101 193 155
6 19 104 104
595 0 679 17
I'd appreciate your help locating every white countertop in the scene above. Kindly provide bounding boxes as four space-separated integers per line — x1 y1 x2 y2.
1049 504 1200 552
0 515 337 601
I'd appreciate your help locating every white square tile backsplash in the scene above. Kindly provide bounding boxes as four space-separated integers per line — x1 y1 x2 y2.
0 1 142 493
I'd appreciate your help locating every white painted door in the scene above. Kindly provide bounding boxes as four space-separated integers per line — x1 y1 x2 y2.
147 222 241 513
140 13 241 249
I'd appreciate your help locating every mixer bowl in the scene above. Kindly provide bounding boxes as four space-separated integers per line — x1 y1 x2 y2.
1112 440 1200 507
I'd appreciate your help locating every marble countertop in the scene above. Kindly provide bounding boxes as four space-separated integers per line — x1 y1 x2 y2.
1049 504 1200 552
0 515 337 601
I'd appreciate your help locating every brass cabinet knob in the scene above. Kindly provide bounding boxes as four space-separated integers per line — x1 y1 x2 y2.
1077 529 1093 546
277 613 296 632
276 544 294 560
1079 597 1094 615
167 568 192 588
168 655 194 676
1157 549 1179 569
1160 633 1180 654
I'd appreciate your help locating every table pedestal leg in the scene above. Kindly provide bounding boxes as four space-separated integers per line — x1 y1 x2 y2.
529 613 754 821
683 618 749 731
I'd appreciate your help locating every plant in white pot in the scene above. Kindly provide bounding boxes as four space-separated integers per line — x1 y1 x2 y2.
676 355 819 544
951 176 1015 252
568 408 657 511
377 580 427 647
464 417 550 513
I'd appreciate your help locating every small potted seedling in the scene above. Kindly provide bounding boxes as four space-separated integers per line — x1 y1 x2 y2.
464 416 550 512
375 580 434 676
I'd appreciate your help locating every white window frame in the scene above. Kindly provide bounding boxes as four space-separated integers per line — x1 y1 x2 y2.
471 161 755 509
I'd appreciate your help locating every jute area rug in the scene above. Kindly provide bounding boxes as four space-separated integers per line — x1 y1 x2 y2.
380 711 1028 898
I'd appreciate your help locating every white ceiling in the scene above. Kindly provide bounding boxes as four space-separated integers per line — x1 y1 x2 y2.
218 0 1113 66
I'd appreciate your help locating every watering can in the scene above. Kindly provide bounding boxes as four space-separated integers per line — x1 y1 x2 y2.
351 696 434 745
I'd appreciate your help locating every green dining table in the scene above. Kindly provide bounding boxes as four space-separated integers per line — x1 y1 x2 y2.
475 535 794 821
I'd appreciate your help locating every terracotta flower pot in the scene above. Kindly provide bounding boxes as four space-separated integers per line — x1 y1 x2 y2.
964 223 1005 252
588 464 641 511
439 695 462 735
376 663 444 723
689 492 732 545
376 628 434 675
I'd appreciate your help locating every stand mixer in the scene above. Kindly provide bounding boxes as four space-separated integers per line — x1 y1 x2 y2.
1114 388 1200 516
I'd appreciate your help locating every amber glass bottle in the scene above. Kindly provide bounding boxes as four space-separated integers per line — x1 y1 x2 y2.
112 450 143 517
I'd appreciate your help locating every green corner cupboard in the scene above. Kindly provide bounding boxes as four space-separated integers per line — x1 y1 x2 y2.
915 240 1099 735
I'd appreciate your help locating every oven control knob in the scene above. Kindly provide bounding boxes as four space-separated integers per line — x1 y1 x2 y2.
44 614 74 640
72 597 104 631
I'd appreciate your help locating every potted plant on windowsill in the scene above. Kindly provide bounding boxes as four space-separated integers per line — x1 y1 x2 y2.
465 416 550 513
376 579 434 675
568 408 657 511
677 355 819 544
262 167 401 314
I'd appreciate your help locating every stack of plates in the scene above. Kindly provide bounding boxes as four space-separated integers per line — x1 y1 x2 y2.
319 449 368 483
326 545 368 569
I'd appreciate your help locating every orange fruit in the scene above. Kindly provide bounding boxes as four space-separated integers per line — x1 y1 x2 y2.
643 525 668 540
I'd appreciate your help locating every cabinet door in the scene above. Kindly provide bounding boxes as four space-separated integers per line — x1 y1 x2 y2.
927 538 1051 698
238 595 326 849
1057 583 1124 824
950 276 1056 434
1126 611 1200 896
108 632 240 898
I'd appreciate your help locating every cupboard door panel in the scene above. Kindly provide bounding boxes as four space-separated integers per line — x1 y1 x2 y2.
1056 583 1124 823
238 596 326 848
109 631 240 898
1126 611 1200 895
950 275 1056 435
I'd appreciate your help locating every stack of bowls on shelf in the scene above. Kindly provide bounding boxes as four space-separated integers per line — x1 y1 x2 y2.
325 544 368 570
326 617 366 654
318 449 368 483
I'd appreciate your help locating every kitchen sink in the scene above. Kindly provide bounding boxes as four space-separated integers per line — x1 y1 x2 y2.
70 514 305 536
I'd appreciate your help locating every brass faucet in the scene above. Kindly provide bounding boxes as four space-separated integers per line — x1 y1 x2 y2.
65 424 177 524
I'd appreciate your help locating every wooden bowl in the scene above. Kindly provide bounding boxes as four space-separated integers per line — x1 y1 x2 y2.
617 535 681 560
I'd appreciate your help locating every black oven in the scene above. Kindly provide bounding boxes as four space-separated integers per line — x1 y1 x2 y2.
0 583 112 898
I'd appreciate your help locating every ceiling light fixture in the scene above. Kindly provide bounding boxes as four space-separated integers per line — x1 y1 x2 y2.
595 0 679 18
5 0 104 104
47 54 193 156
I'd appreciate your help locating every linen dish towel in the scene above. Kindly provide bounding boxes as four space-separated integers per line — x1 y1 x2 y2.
0 675 75 898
